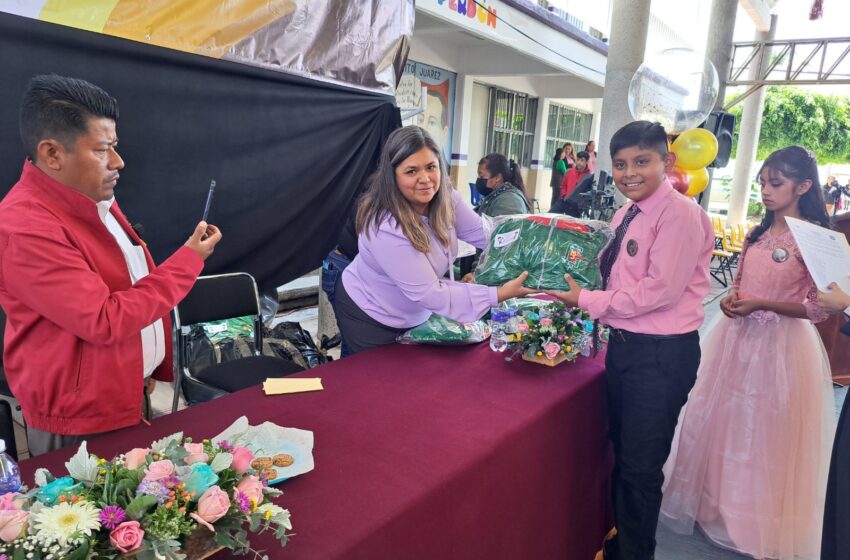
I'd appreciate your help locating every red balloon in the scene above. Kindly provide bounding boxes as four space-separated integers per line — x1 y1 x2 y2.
667 167 690 194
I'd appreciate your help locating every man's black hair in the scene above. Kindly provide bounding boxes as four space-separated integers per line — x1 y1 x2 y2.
19 74 119 161
609 120 668 159
576 151 589 160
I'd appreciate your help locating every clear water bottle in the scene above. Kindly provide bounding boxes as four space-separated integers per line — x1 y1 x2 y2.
489 308 509 352
505 308 519 335
0 440 20 493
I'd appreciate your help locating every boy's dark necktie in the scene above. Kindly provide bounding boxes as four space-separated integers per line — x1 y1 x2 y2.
600 204 641 290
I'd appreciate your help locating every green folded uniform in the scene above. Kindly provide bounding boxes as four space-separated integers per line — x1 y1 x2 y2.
397 314 490 345
475 215 611 290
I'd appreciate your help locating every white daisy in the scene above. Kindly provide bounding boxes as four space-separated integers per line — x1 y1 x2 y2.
32 501 101 546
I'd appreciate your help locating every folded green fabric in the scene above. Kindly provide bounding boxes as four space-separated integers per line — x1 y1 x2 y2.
475 216 611 290
397 314 490 345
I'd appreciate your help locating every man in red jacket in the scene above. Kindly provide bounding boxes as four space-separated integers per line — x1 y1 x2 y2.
0 75 222 456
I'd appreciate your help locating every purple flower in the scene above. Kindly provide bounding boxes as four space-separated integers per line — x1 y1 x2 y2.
233 490 251 514
99 504 126 529
216 440 235 453
136 479 170 505
162 476 181 489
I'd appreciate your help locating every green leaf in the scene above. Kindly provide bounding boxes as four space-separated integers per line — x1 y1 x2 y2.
150 432 184 454
125 493 159 520
210 452 233 473
64 540 91 560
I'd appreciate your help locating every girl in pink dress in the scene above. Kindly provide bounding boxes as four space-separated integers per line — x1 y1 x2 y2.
660 146 835 559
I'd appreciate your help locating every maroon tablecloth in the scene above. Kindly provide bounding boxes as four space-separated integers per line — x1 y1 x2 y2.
20 343 611 560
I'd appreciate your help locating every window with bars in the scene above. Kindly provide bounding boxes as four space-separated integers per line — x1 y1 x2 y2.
486 87 538 169
544 103 593 169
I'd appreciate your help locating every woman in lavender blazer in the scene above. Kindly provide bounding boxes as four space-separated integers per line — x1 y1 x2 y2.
335 126 533 355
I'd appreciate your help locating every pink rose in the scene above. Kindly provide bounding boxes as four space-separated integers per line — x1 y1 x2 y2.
123 448 150 470
516 322 529 333
540 317 553 327
143 459 175 481
544 342 561 359
109 520 144 553
236 475 264 507
0 493 24 511
0 509 27 542
189 486 230 532
231 447 254 474
184 443 208 465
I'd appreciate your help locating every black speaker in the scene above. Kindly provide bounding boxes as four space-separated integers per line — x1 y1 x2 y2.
700 111 736 168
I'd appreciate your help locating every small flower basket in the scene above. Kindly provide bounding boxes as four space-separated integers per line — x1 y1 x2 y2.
0 434 293 560
521 352 572 368
506 301 603 366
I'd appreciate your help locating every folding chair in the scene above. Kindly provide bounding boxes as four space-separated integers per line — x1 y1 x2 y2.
469 183 481 206
710 249 735 287
171 273 304 413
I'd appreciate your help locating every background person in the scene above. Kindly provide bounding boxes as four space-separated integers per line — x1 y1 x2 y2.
0 75 221 456
475 153 530 218
562 142 576 168
560 150 592 201
819 279 850 560
585 139 597 173
335 126 533 355
662 146 834 559
550 147 566 208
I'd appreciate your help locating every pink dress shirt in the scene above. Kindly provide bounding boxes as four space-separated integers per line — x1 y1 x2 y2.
578 179 714 335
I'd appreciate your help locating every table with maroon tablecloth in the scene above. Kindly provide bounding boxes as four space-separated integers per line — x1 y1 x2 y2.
19 343 610 560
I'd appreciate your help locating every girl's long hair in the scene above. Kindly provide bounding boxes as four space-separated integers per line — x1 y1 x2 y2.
748 145 831 243
356 126 454 253
552 147 564 167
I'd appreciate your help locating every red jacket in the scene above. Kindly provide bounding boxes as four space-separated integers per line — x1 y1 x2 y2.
0 162 204 435
560 167 591 199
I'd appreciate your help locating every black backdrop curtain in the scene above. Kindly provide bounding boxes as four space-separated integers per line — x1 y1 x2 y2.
0 12 400 292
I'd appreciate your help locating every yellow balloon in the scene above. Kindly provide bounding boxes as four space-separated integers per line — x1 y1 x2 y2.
671 128 719 170
684 167 709 197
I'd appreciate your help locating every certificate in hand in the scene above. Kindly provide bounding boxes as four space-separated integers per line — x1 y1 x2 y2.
786 216 850 293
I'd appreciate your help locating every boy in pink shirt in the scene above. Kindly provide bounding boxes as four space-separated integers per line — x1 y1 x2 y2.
548 121 714 560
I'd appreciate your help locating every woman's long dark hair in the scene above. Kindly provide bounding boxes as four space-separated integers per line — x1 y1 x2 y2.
482 153 527 201
748 145 831 243
356 125 454 253
552 147 564 167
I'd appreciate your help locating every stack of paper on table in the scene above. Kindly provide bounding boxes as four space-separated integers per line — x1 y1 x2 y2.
262 377 323 395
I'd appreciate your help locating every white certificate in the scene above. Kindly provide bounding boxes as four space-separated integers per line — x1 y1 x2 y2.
786 216 850 293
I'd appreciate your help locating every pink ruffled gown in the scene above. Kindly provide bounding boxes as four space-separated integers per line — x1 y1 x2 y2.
660 229 835 559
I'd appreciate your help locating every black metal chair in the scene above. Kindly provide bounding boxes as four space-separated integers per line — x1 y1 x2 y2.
171 273 304 413
0 307 19 460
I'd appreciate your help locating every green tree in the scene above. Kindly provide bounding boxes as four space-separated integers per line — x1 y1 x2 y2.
729 86 850 164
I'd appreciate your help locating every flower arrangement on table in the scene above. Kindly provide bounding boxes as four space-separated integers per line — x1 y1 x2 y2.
507 301 603 366
0 433 292 560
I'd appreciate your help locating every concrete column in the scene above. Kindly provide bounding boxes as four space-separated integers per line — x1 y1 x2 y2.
527 97 551 210
728 14 777 227
450 74 475 201
596 0 652 201
700 0 739 211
